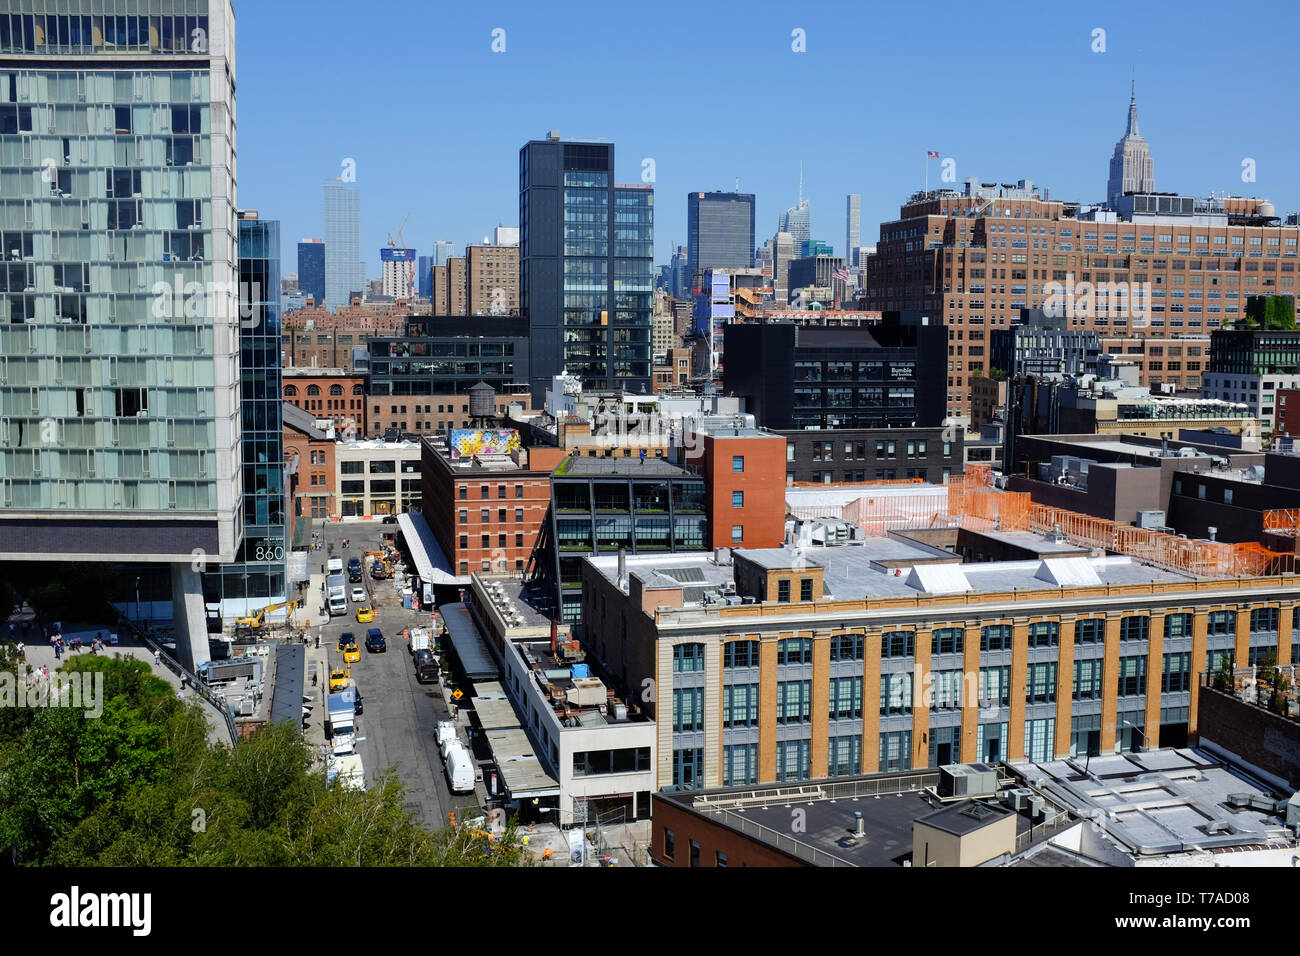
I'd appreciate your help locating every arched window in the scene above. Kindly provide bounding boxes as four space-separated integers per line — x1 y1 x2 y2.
306 385 321 396
283 384 297 397
352 384 364 395
329 384 343 396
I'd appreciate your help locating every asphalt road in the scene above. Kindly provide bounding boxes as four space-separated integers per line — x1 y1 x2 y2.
314 518 474 831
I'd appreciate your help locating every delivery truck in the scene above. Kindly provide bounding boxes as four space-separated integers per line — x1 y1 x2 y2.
326 752 366 791
444 742 475 794
326 571 347 617
326 690 358 755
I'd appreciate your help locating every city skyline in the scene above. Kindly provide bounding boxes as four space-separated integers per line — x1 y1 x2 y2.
234 0 1300 278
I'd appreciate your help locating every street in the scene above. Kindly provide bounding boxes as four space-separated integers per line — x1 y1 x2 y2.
312 517 473 830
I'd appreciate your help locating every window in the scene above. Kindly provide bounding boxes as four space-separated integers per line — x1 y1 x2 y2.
931 627 964 656
1161 652 1191 693
1164 613 1192 639
830 633 864 661
775 739 811 782
882 631 915 658
829 676 863 719
800 578 813 601
776 680 812 723
1026 662 1058 703
671 748 703 789
931 670 964 711
732 525 744 544
1119 656 1147 697
1251 607 1279 632
458 486 467 500
1029 622 1059 647
879 731 912 772
458 509 467 524
1120 616 1149 641
672 687 703 732
1074 619 1104 644
979 666 1010 707
1073 659 1103 700
828 736 862 777
980 624 1011 651
723 684 759 728
722 743 758 786
880 673 912 715
716 851 727 868
777 638 812 665
515 508 524 522
732 490 744 508
672 643 704 673
1208 610 1235 636
723 641 759 668
777 579 791 603
663 828 675 860
732 456 745 473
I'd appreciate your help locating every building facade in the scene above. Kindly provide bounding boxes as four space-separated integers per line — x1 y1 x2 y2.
0 1 243 569
780 427 964 484
323 179 361 310
1106 83 1155 207
335 438 421 517
297 238 325 306
1202 328 1300 433
281 368 365 436
520 136 653 398
686 191 755 286
380 247 416 300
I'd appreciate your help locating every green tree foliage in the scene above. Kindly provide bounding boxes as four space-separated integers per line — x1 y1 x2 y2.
1245 294 1297 330
0 656 530 867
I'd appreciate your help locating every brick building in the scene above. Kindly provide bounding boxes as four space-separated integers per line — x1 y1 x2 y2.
282 403 336 544
683 426 787 551
281 368 366 435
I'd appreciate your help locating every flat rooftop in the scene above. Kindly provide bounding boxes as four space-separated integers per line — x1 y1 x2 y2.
1024 748 1295 857
555 456 692 477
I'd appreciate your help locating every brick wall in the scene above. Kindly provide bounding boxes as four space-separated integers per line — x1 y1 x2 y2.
1196 682 1300 787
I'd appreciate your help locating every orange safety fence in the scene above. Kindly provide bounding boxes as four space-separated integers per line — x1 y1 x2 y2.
806 461 1296 578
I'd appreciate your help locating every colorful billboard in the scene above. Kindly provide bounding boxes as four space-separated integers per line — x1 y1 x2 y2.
449 429 521 460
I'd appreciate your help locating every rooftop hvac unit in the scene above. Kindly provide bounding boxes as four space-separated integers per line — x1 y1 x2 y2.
938 764 999 798
1004 787 1033 811
1026 794 1045 819
1135 510 1166 530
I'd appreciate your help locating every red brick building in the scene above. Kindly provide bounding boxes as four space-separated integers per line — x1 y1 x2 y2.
282 403 336 546
684 426 787 550
282 369 366 436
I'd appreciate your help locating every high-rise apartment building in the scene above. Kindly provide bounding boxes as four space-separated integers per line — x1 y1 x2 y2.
865 177 1300 421
520 135 653 399
0 2 241 574
466 244 519 315
846 193 861 264
380 247 416 299
686 191 755 287
297 239 325 306
1107 82 1155 207
323 179 361 309
417 254 433 299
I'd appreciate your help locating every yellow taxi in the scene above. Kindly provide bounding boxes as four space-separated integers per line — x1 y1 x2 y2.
329 667 350 691
355 605 374 624
342 640 361 664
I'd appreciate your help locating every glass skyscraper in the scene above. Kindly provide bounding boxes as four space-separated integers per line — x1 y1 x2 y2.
205 213 285 613
0 1 242 568
686 191 754 288
520 136 652 399
297 238 325 305
323 178 359 310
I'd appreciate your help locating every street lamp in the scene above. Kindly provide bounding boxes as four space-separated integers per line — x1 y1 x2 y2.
135 576 141 624
1119 717 1150 753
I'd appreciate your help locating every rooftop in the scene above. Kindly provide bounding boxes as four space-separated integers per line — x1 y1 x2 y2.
554 455 693 477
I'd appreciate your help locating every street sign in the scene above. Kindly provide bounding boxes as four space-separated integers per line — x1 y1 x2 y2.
452 689 463 700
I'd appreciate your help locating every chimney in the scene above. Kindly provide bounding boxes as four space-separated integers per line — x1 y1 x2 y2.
1208 526 1218 542
550 617 559 656
617 546 627 588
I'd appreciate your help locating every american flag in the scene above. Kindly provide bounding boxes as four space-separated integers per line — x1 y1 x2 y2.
926 150 940 159
833 268 850 282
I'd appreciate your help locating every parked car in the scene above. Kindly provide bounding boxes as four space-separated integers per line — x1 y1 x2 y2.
350 586 366 603
355 606 374 624
365 628 386 653
349 569 363 583
413 648 439 683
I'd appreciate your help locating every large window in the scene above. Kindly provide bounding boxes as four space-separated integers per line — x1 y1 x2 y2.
1164 613 1193 640
828 676 863 720
672 643 704 673
775 739 810 782
672 687 703 732
828 736 862 777
1207 610 1235 636
572 747 651 776
979 666 1010 707
1250 607 1279 633
723 640 759 668
1073 659 1103 700
1074 619 1104 644
777 638 812 665
830 633 864 661
672 748 703 789
1026 662 1058 703
882 631 915 658
1120 616 1150 642
1119 656 1147 697
777 681 812 724
722 743 758 786
931 628 964 656
1161 652 1192 693
931 670 964 711
1029 622 1059 647
879 731 912 772
980 624 1012 651
880 673 912 715
722 684 758 728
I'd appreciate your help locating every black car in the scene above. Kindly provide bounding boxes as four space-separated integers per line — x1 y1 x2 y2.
337 631 355 653
413 648 439 683
348 557 361 569
348 569 363 583
365 628 386 653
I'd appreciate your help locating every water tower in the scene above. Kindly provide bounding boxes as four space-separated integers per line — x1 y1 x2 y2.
468 381 498 429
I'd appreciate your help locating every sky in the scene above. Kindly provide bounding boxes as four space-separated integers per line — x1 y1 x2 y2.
234 0 1300 279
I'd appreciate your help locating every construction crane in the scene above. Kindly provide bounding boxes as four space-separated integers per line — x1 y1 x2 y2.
386 213 414 300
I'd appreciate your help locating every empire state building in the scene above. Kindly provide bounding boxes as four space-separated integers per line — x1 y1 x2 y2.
1106 82 1156 206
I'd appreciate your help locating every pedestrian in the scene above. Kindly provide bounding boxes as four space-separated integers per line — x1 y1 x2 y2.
54 642 61 660
15 641 24 660
311 671 318 687
154 649 161 666
315 634 320 649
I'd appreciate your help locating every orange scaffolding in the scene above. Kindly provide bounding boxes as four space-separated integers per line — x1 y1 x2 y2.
1263 509 1300 536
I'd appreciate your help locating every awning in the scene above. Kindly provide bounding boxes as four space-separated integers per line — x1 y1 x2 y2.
396 511 468 587
439 602 499 681
485 727 559 799
269 643 305 725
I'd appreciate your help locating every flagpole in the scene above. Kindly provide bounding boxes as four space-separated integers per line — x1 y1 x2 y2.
924 152 928 195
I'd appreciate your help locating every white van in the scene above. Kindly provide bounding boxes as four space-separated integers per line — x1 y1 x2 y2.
445 744 475 794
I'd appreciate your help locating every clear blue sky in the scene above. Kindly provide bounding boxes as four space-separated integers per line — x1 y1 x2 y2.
235 0 1300 277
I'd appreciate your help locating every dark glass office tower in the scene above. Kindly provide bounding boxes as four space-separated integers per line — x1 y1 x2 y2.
208 215 286 612
520 136 652 399
686 191 754 285
297 239 325 305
